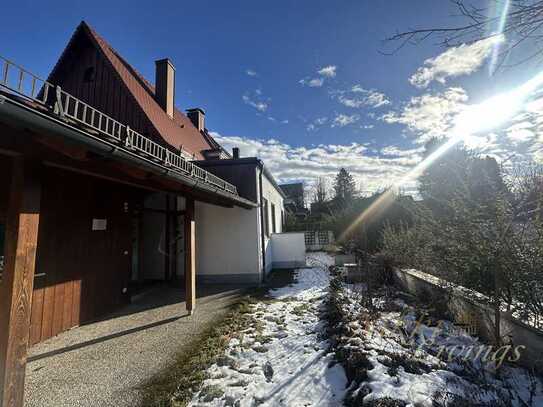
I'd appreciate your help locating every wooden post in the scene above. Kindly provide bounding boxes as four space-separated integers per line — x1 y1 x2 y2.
184 197 196 315
0 158 41 407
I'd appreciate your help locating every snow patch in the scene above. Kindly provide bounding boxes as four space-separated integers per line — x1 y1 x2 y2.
190 252 348 406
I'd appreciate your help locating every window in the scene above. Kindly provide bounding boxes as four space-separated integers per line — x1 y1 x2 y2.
263 198 269 237
271 203 276 234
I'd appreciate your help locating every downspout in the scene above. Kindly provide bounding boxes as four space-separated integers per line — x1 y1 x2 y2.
258 163 266 282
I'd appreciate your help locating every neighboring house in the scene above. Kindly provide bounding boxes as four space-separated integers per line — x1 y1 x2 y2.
196 152 286 283
280 182 308 219
0 21 290 406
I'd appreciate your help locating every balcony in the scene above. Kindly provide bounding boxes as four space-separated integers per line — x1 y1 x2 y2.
0 55 239 196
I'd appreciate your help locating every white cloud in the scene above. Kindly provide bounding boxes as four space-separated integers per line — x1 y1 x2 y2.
409 37 499 88
242 94 268 112
300 65 338 87
381 145 424 157
506 121 535 144
364 90 391 108
332 113 360 127
210 132 422 194
381 86 543 166
299 77 324 87
242 89 270 113
246 69 258 77
317 65 337 78
382 87 468 143
333 85 390 109
306 117 328 132
337 96 365 108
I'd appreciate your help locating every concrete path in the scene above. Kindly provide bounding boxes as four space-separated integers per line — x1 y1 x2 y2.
24 285 244 407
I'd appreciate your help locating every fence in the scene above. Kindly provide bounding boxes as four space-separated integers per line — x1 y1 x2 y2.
0 55 238 196
304 230 334 251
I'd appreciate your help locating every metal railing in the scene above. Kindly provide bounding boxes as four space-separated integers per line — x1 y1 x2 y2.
0 55 238 196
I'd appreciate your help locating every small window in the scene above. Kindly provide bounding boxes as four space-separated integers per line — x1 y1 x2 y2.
263 198 269 237
83 66 96 83
271 203 276 234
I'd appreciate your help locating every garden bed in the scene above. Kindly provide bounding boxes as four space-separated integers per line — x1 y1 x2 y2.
326 277 543 406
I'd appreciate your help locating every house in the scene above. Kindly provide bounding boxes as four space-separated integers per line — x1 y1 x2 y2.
280 182 309 219
196 150 287 282
0 21 291 406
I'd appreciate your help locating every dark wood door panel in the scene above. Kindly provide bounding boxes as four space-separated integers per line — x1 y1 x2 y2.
30 167 135 343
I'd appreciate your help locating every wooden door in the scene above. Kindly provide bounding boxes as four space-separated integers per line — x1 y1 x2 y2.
29 168 135 344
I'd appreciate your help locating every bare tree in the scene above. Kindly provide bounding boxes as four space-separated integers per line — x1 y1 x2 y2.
312 176 330 204
386 0 543 67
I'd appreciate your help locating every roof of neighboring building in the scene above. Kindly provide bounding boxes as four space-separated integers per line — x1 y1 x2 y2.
46 21 215 159
280 182 304 197
196 157 287 199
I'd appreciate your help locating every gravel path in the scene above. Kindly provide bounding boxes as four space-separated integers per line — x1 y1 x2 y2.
24 285 243 407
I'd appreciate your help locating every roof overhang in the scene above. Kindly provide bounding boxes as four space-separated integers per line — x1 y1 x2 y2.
0 94 257 209
196 157 287 199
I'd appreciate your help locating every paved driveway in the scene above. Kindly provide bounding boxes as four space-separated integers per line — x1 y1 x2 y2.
24 285 243 407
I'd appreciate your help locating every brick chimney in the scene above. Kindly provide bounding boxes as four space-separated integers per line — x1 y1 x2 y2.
155 58 175 118
186 108 205 132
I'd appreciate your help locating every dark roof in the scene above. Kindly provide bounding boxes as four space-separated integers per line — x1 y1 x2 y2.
280 183 304 197
47 21 215 159
196 157 286 198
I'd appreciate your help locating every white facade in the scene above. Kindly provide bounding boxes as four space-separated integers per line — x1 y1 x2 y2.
194 165 286 284
271 233 306 269
258 168 285 274
195 200 262 284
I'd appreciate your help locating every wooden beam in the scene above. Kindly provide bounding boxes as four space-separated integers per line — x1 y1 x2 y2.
184 198 196 315
0 158 42 407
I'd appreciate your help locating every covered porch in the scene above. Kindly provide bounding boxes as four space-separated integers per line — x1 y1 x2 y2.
0 57 256 407
24 284 245 407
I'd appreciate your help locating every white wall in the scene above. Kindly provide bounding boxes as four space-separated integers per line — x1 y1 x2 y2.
195 200 262 284
259 169 285 274
271 233 306 269
193 165 286 284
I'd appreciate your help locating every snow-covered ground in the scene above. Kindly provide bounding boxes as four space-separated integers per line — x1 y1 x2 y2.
189 252 347 407
336 282 543 406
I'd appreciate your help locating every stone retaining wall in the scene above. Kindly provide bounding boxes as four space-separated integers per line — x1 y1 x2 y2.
393 268 543 372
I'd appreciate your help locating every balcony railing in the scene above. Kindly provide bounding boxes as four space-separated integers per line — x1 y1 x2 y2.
0 55 238 196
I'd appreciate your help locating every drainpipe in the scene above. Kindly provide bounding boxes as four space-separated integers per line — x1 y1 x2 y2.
258 163 266 282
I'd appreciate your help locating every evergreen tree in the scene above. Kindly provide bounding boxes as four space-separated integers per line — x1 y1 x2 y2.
333 168 357 204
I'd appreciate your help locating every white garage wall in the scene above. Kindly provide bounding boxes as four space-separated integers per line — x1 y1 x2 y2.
195 201 262 284
259 169 285 274
271 233 306 269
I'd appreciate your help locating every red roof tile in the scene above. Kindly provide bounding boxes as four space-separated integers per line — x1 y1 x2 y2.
74 22 215 159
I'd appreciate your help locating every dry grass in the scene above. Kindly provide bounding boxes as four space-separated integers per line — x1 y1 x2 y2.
140 268 296 407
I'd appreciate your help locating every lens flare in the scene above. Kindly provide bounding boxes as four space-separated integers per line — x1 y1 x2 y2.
489 0 510 75
338 71 543 243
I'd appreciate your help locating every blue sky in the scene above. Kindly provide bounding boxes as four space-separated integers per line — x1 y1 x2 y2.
2 1 542 193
